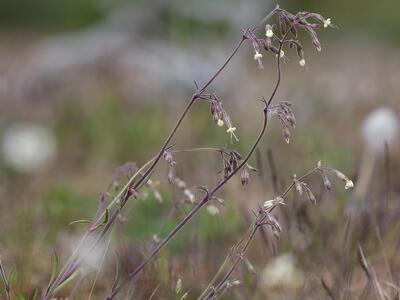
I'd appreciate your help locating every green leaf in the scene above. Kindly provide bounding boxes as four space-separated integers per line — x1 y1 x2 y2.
68 219 92 226
49 250 59 286
102 208 109 225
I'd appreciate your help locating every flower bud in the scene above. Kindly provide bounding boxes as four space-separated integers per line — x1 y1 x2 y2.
167 165 175 184
322 173 332 190
304 186 317 204
282 125 290 144
240 166 250 186
293 175 303 196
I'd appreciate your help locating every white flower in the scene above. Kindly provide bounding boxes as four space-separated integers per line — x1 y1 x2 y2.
323 18 332 28
266 28 274 38
254 51 263 60
1 123 57 173
184 189 195 203
263 199 275 210
227 126 239 143
362 107 399 153
334 170 354 190
261 253 304 290
206 204 220 216
299 59 306 67
217 119 224 127
263 196 284 210
276 50 285 58
345 180 354 190
229 280 241 287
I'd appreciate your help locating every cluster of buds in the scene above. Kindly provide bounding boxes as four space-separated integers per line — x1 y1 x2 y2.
219 150 256 185
243 5 334 70
207 94 239 143
221 150 242 179
268 101 296 144
275 6 334 51
293 174 317 204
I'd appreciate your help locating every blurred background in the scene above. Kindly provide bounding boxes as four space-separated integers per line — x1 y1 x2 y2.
0 0 399 299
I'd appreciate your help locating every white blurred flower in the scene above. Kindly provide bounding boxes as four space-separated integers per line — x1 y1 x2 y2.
206 204 220 216
362 107 399 153
74 236 106 274
217 119 224 127
261 253 304 290
263 199 274 210
1 123 57 173
299 59 306 67
184 188 195 203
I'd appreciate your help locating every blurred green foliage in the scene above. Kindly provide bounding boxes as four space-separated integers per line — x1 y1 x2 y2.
1 0 399 43
55 96 169 164
0 0 103 31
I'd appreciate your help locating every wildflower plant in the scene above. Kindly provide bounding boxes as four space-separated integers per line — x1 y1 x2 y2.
36 5 354 300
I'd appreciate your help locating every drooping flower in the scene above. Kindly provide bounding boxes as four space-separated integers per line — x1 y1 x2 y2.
299 59 306 67
227 126 239 143
334 170 354 190
265 25 274 38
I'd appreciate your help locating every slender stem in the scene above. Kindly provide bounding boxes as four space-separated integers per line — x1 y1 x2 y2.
107 103 270 299
133 37 245 191
202 167 318 299
44 36 245 300
205 225 260 299
196 253 231 300
107 26 283 300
